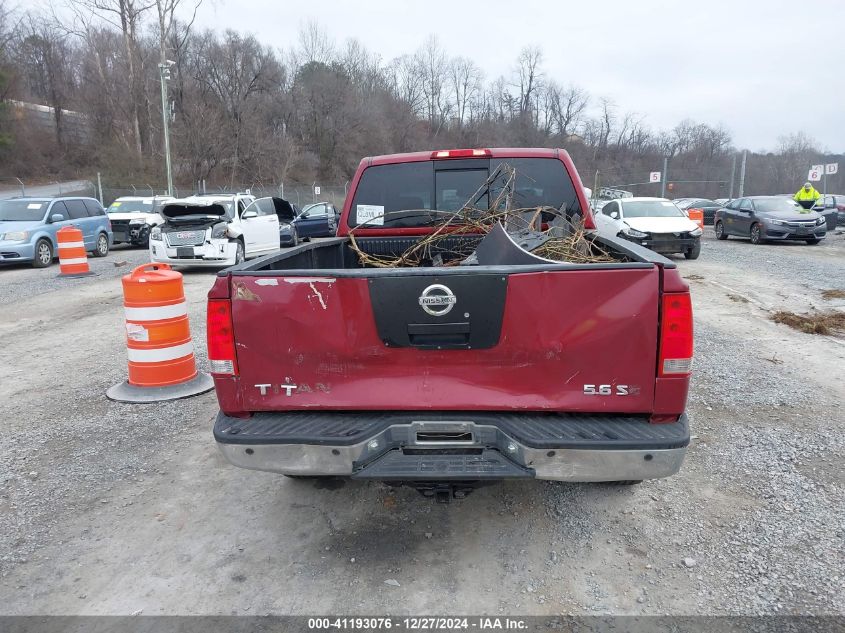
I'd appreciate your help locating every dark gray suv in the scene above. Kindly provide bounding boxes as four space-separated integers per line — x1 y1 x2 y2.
714 196 827 245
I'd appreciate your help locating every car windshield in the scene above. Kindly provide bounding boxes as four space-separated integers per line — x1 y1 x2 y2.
0 200 48 221
349 157 582 228
754 198 805 213
108 199 155 214
622 200 685 218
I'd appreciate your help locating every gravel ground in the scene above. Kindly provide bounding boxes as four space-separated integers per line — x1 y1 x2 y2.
0 244 150 306
0 233 843 616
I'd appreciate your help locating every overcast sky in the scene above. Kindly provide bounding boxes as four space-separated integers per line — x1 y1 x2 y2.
195 0 844 153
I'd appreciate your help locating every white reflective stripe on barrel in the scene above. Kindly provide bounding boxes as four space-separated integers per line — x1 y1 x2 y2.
124 301 188 322
59 257 88 265
126 341 194 363
58 241 85 248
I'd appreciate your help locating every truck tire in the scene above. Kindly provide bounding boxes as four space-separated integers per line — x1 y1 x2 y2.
234 239 245 264
684 239 701 260
92 232 110 257
714 220 728 240
32 238 54 268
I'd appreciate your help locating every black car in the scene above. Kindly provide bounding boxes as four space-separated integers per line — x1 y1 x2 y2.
714 196 827 245
674 198 723 226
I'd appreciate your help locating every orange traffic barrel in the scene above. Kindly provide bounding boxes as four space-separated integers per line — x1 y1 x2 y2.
687 208 704 230
106 263 213 403
57 226 94 277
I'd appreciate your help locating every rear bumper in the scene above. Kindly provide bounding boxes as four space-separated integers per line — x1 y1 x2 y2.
214 411 689 482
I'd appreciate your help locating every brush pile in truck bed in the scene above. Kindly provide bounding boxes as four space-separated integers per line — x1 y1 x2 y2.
347 163 617 268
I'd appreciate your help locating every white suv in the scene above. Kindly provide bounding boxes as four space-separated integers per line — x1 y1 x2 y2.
149 193 281 267
106 195 174 247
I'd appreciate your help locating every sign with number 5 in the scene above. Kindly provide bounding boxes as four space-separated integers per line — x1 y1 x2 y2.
649 171 661 183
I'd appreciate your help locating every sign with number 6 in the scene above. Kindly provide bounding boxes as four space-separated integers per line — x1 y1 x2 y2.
808 169 822 182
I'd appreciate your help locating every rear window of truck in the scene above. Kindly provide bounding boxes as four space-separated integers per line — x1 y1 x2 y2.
349 157 581 228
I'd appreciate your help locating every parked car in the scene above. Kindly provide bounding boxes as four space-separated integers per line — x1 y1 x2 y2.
595 196 703 259
295 202 339 239
106 195 173 247
279 202 302 247
0 196 112 267
812 194 845 229
148 192 289 268
209 148 693 499
714 196 827 244
674 198 723 225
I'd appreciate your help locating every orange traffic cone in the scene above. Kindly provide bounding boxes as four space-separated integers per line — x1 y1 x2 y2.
57 226 95 277
106 263 213 403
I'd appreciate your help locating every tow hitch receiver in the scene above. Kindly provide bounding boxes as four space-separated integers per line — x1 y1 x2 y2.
408 482 486 503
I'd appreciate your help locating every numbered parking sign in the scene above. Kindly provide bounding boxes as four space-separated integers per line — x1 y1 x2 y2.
314 186 321 195
649 171 661 183
826 163 839 175
808 168 822 182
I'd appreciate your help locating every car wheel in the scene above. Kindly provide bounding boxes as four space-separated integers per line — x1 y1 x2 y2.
684 239 701 260
750 223 764 245
32 239 54 268
805 238 821 245
92 233 109 257
234 240 245 264
714 221 728 240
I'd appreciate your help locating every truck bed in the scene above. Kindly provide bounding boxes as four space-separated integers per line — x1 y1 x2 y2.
209 233 687 418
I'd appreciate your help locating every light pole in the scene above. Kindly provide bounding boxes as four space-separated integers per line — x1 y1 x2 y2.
158 61 175 197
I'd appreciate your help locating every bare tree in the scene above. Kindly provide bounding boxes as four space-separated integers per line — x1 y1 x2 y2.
514 46 542 116
448 56 482 126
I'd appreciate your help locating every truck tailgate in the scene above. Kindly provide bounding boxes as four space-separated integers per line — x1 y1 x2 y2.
228 267 660 413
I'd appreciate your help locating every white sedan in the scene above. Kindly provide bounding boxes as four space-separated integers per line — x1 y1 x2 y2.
595 197 703 259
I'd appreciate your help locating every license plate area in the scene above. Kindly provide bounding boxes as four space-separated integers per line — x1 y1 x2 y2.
177 247 195 258
410 421 476 446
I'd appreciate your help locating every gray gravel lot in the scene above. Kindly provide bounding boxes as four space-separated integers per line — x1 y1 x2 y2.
0 233 843 616
0 244 150 306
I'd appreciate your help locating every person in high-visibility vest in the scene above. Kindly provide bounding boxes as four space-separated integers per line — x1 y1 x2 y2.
794 182 821 209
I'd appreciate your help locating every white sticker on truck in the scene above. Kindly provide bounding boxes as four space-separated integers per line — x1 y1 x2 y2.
356 204 385 226
27 203 43 209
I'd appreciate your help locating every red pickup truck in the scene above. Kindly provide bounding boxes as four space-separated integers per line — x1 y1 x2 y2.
207 148 692 501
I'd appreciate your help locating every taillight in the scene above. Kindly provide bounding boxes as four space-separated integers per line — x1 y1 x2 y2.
430 148 492 159
207 298 238 375
658 292 693 376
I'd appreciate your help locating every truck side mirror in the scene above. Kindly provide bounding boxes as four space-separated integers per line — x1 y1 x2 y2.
609 211 620 220
241 210 258 219
51 214 64 223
